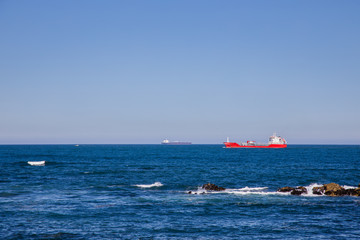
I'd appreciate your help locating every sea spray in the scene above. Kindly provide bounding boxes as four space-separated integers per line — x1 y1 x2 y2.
134 182 164 188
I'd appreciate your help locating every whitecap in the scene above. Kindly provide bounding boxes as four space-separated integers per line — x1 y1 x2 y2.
302 183 324 197
228 186 269 191
187 186 286 196
187 186 208 195
28 161 45 166
229 191 290 196
225 187 288 196
134 182 163 188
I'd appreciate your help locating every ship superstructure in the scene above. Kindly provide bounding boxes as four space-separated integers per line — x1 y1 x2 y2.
224 133 287 148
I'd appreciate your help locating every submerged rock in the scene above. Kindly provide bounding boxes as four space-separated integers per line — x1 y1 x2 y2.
202 183 226 191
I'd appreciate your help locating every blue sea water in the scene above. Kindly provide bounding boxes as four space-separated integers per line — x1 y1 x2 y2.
0 144 360 239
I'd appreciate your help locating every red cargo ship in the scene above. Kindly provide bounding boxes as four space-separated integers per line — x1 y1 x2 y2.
224 133 287 148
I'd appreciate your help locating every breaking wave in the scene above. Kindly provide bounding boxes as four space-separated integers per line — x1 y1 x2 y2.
27 161 46 166
134 182 164 188
188 183 359 196
188 186 287 195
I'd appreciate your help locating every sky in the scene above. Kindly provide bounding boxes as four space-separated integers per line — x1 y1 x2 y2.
0 0 359 144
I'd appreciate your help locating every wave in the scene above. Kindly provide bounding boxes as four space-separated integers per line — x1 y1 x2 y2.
188 183 359 196
134 182 164 188
302 183 325 197
225 187 274 195
187 186 288 196
27 161 45 166
224 186 290 196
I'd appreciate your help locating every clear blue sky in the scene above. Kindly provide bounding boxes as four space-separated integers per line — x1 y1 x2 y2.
1 0 359 144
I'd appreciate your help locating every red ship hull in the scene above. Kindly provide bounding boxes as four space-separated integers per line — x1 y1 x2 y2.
224 142 287 148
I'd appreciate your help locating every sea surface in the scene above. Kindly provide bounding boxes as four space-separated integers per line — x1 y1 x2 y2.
0 144 360 239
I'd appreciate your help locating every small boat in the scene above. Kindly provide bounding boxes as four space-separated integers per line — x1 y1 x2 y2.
27 161 46 166
224 133 287 148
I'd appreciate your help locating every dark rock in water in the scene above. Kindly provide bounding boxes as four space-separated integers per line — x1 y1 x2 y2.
188 183 225 194
312 186 325 195
353 188 360 196
322 183 360 197
344 188 357 196
341 187 360 197
277 186 307 195
291 186 308 195
202 183 226 191
324 183 345 196
278 187 294 192
324 183 343 192
278 182 360 197
351 184 360 196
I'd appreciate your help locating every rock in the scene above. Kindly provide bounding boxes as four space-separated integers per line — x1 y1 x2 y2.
202 183 226 191
278 187 295 192
344 189 356 196
324 183 343 192
343 187 360 197
324 183 345 196
351 184 360 196
278 183 360 197
321 183 360 197
312 186 325 195
291 186 308 195
277 186 307 195
354 188 360 196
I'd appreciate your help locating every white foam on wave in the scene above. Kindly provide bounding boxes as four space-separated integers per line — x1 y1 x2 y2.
135 182 164 188
303 183 324 197
27 161 45 166
229 191 290 196
187 187 208 195
225 187 289 196
188 186 288 196
231 186 269 191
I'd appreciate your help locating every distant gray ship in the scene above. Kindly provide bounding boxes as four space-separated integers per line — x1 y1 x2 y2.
161 139 192 145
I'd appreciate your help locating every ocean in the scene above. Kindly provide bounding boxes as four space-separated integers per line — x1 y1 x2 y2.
0 144 359 239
